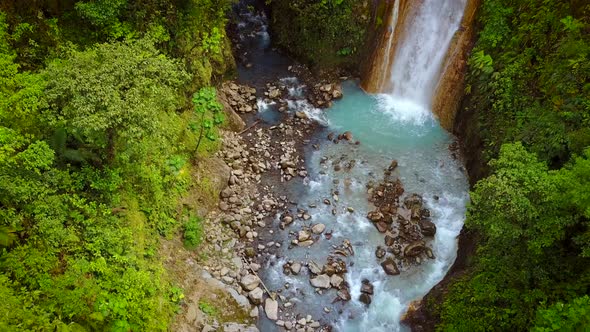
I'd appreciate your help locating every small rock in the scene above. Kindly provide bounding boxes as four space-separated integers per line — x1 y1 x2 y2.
295 111 308 119
264 298 279 321
290 262 302 275
248 287 264 305
310 274 331 289
250 306 259 318
240 274 260 291
375 246 386 259
330 274 344 288
381 257 400 275
308 261 322 275
311 223 326 234
298 230 311 242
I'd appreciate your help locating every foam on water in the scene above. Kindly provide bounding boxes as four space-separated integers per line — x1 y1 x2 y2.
375 94 433 125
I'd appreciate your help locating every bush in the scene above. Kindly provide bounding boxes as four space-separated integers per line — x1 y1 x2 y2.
183 216 204 249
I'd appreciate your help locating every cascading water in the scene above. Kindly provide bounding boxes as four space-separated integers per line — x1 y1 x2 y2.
378 0 467 124
234 1 470 331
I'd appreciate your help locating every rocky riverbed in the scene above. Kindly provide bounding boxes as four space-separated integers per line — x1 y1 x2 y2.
170 2 469 332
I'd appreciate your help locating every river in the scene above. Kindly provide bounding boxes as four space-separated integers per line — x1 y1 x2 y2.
233 1 469 331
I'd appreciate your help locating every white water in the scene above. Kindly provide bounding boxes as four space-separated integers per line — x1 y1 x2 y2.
381 0 467 123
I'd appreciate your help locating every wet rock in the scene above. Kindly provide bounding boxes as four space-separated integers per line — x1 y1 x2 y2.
298 230 311 242
389 160 399 171
282 215 294 228
425 247 435 259
361 279 374 295
298 240 314 247
419 219 437 237
311 223 326 234
384 233 396 246
404 241 426 257
404 194 423 210
310 274 331 289
264 298 279 321
342 131 353 141
290 262 302 275
240 274 260 291
367 211 384 222
336 288 351 302
375 221 390 233
295 111 308 119
308 261 322 275
375 246 386 259
250 306 259 318
330 274 344 288
359 293 372 306
381 257 400 275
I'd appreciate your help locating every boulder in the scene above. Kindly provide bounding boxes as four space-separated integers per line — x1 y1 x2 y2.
240 274 260 291
404 194 423 210
381 257 400 275
419 219 437 237
359 293 372 306
264 298 279 321
361 279 374 295
404 241 426 257
342 131 353 141
310 274 331 289
298 240 314 247
295 111 308 119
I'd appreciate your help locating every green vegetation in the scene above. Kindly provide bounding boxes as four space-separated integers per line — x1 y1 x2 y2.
0 1 234 330
183 216 204 250
198 300 219 317
434 1 590 330
269 0 370 70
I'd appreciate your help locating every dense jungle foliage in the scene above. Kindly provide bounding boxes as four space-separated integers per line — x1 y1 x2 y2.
268 0 370 71
0 0 233 330
435 0 590 330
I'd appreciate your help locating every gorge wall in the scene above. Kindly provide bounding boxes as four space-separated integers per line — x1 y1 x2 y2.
431 0 480 130
361 0 480 131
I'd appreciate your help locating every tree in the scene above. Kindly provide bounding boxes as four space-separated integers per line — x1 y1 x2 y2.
43 38 190 163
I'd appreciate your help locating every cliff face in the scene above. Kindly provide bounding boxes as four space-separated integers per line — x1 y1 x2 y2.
432 0 480 130
361 0 417 93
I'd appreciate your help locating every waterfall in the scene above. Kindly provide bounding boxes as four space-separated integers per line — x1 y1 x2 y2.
387 0 467 108
364 0 467 124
